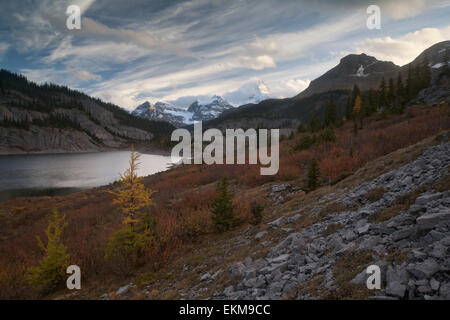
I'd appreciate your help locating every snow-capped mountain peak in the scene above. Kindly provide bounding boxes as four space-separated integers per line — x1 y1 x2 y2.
224 79 272 106
132 100 193 126
256 79 271 95
131 95 233 126
188 95 233 121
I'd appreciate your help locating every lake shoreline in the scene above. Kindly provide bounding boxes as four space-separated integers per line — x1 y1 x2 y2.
0 150 175 203
0 144 171 157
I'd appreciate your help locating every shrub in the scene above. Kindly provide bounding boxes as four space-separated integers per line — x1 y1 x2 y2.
27 209 70 292
320 127 336 142
250 201 265 225
104 225 153 275
363 187 386 203
297 124 307 133
295 134 315 151
211 177 236 231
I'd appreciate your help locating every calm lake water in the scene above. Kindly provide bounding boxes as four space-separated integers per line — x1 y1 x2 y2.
0 151 175 202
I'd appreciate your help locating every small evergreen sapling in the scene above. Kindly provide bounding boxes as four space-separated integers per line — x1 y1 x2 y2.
307 158 321 191
211 177 236 231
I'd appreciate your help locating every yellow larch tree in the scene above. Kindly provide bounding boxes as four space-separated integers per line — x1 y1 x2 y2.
110 147 156 227
353 95 362 116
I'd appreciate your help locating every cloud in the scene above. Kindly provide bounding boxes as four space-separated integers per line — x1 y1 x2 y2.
237 55 276 70
3 0 450 110
80 18 193 57
308 0 436 20
282 79 311 95
382 0 427 20
246 37 279 56
354 26 450 65
0 42 10 58
75 70 102 81
43 36 153 72
21 67 102 87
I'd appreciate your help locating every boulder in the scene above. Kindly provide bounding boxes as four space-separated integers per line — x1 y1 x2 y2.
407 259 440 279
287 214 301 223
116 284 134 296
200 272 211 281
255 231 267 240
230 262 246 279
386 281 406 298
268 216 287 228
416 210 450 231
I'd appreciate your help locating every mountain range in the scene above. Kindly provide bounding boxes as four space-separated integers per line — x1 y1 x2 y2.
131 80 273 126
131 95 234 127
0 41 449 153
132 41 449 130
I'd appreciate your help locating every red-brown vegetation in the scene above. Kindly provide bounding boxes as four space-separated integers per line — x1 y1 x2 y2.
0 105 448 298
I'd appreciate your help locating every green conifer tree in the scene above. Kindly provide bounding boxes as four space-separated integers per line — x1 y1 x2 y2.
422 55 431 88
388 77 395 105
324 95 337 127
307 158 320 191
397 72 404 102
211 177 235 231
379 77 386 107
345 95 352 120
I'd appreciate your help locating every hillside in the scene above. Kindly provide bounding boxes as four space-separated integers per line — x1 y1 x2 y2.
0 101 448 300
0 70 175 154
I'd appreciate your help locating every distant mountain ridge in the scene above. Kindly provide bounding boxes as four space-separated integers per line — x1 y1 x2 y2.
131 80 273 126
132 95 234 126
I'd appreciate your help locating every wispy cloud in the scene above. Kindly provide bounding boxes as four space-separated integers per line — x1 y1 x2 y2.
354 26 450 65
1 0 449 109
0 43 10 59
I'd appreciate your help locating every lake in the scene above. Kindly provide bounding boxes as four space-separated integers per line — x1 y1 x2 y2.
0 151 176 202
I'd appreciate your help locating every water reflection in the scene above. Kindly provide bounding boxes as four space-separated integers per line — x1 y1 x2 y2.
0 151 175 201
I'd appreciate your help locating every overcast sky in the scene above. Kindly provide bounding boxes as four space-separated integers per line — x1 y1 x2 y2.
0 0 449 109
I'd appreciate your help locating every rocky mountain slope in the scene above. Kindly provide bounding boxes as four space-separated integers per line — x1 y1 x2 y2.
87 130 449 301
213 137 450 300
0 70 174 154
295 54 400 99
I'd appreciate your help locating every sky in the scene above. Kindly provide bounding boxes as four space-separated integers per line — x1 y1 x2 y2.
0 0 449 110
